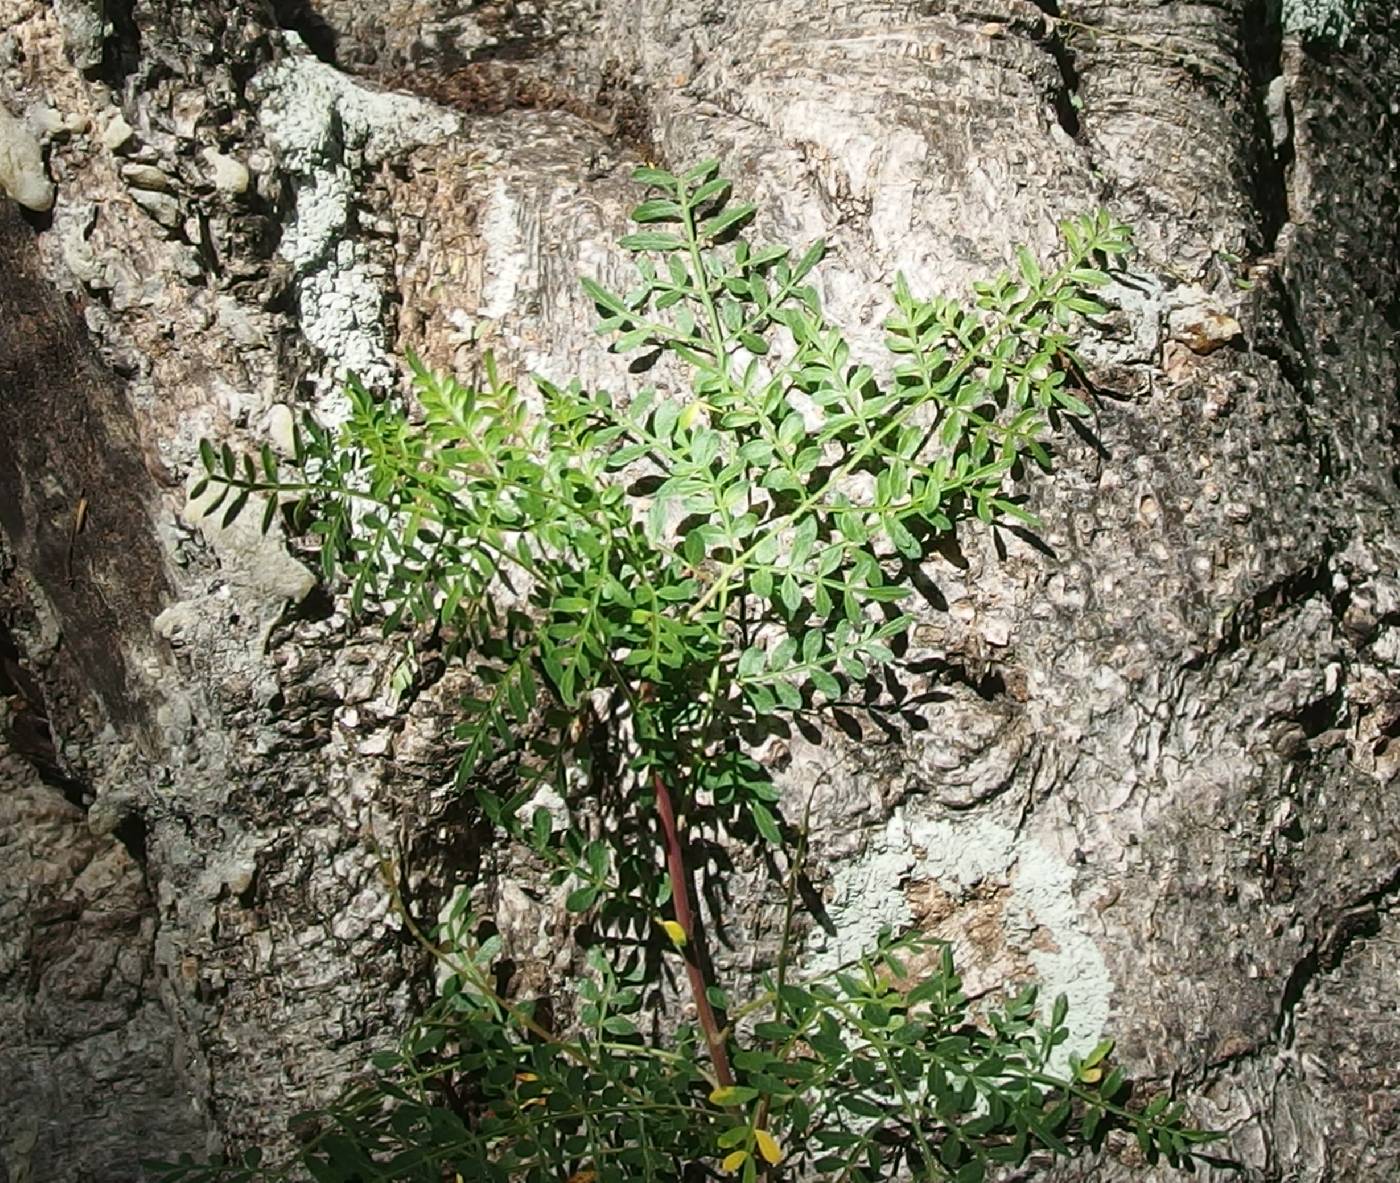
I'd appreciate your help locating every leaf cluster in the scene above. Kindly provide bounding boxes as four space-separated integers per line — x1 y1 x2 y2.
147 928 1216 1183
192 162 1131 873
713 934 1215 1182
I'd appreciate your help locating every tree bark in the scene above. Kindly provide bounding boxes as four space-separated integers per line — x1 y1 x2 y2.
0 1 1396 1180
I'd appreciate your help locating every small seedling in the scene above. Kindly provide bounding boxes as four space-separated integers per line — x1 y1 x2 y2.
155 163 1221 1182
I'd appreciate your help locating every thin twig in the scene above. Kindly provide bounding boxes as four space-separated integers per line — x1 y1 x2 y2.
652 767 735 1087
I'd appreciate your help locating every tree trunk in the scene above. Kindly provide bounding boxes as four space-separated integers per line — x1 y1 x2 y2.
1 1 1395 1179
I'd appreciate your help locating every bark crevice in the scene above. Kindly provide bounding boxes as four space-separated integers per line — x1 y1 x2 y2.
1273 863 1400 1046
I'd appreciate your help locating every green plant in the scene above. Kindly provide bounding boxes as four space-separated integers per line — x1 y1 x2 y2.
156 162 1221 1182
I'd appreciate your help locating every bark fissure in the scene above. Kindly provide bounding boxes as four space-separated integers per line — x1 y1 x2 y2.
1181 552 1336 671
1273 864 1400 1046
1030 7 1084 142
1240 0 1292 252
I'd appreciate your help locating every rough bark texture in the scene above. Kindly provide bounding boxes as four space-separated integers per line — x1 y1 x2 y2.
0 1 1396 1180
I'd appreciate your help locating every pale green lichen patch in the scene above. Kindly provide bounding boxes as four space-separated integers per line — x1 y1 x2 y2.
1283 0 1362 43
254 37 459 420
809 811 1113 1073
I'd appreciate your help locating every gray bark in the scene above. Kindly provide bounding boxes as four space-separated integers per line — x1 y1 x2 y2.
0 0 1396 1180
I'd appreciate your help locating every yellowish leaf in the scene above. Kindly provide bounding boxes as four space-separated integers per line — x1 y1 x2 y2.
754 1129 783 1165
661 919 688 948
721 1150 749 1174
1078 1063 1104 1083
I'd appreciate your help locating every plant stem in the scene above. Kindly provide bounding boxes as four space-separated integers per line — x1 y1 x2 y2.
651 767 735 1088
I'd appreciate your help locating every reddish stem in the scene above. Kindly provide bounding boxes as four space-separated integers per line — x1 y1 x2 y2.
652 768 734 1088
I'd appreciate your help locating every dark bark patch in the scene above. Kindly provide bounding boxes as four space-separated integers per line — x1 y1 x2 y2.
96 0 143 84
270 0 340 64
0 202 170 731
0 622 88 802
1241 0 1291 249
